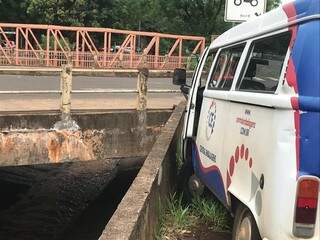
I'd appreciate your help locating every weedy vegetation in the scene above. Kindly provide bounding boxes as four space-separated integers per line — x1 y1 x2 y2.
156 193 232 240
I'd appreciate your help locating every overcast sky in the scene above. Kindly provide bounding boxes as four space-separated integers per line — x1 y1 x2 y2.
281 0 294 3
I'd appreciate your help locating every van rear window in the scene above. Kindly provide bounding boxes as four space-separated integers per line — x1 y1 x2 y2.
237 32 291 93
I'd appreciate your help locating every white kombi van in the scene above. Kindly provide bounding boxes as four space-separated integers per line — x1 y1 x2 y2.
173 0 320 239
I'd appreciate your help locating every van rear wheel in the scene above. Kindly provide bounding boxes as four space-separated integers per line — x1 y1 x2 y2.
232 205 261 240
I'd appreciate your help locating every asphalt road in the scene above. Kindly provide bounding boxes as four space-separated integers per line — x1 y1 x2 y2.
0 75 179 91
0 75 185 110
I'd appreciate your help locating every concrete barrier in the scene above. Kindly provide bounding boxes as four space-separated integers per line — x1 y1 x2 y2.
0 110 172 167
99 101 185 240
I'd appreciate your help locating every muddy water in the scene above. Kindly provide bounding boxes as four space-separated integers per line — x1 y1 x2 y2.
0 160 136 240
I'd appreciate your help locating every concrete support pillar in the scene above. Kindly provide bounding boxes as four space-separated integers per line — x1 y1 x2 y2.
142 49 147 68
136 68 149 148
60 64 72 121
93 54 98 69
67 52 72 66
137 68 149 111
54 64 79 130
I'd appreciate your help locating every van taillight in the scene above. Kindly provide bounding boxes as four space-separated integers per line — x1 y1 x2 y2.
293 177 319 238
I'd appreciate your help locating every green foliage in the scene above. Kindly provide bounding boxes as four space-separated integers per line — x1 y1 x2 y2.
166 194 194 230
267 0 281 11
24 0 115 27
191 196 232 231
39 34 75 50
156 193 196 239
186 55 200 71
158 0 233 37
0 1 28 23
0 0 283 39
156 193 232 239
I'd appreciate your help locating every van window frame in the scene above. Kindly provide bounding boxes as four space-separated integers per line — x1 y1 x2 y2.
198 48 219 88
205 42 248 92
234 31 292 95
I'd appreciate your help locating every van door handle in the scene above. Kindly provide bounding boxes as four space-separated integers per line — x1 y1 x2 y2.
190 103 195 109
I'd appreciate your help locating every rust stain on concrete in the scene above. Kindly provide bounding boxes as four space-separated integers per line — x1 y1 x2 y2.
0 125 163 167
0 129 101 166
46 130 95 163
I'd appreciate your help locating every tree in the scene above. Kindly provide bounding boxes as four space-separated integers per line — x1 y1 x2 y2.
0 1 28 23
0 0 283 39
157 0 232 39
26 0 88 26
267 0 281 11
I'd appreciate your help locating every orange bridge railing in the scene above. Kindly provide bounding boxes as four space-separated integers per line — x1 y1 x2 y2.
0 23 205 70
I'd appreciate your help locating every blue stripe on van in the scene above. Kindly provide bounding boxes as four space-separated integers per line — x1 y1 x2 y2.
294 0 320 19
298 96 320 112
191 142 227 204
292 13 320 177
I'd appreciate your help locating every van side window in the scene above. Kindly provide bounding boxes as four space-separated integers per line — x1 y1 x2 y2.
237 32 291 93
208 44 245 90
199 50 217 87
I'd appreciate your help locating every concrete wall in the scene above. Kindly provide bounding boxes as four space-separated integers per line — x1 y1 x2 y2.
0 110 171 130
99 102 185 240
0 110 171 167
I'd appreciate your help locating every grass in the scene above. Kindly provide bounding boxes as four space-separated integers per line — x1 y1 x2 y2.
158 133 232 239
156 193 232 240
156 193 195 239
191 196 231 232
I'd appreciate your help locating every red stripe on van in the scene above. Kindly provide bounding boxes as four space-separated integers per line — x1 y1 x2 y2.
291 97 299 110
287 58 298 93
283 2 297 22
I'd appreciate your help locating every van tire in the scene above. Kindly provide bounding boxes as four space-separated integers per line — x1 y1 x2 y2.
179 139 200 202
232 204 261 240
179 159 194 202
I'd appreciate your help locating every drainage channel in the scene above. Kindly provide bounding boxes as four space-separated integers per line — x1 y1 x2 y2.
61 169 138 240
0 159 140 240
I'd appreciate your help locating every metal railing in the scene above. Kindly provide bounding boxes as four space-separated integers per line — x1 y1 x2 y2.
0 23 205 70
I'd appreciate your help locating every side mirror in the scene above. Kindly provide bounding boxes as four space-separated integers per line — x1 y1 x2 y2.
173 68 186 85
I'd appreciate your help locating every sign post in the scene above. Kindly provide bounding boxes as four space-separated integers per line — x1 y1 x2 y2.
225 0 267 22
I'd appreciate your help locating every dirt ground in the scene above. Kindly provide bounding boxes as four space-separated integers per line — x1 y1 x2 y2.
175 224 232 240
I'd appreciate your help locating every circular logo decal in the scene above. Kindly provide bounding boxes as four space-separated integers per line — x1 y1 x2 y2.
206 100 217 139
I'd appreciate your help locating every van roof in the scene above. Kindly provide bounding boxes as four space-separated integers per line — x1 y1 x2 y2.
210 0 320 49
